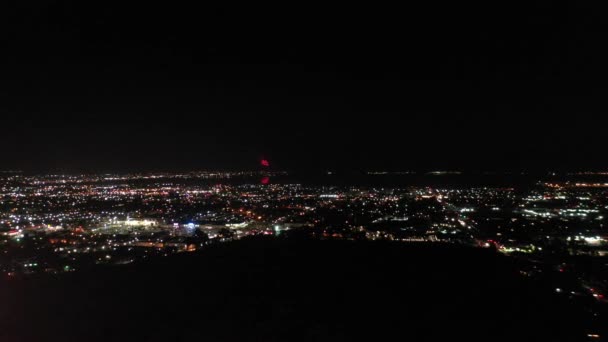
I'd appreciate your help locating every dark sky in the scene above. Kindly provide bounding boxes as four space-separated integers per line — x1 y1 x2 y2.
1 2 607 172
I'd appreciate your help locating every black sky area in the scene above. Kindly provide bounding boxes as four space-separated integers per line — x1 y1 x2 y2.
1 2 607 172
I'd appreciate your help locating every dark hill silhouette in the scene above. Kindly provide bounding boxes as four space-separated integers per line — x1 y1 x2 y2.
0 238 593 341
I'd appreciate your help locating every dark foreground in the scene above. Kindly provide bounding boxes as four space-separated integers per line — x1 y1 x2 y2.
0 239 600 341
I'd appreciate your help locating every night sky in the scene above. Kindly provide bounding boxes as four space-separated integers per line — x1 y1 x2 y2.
1 2 606 172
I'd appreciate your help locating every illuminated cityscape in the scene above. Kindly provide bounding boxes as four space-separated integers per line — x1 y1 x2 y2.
2 172 607 296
